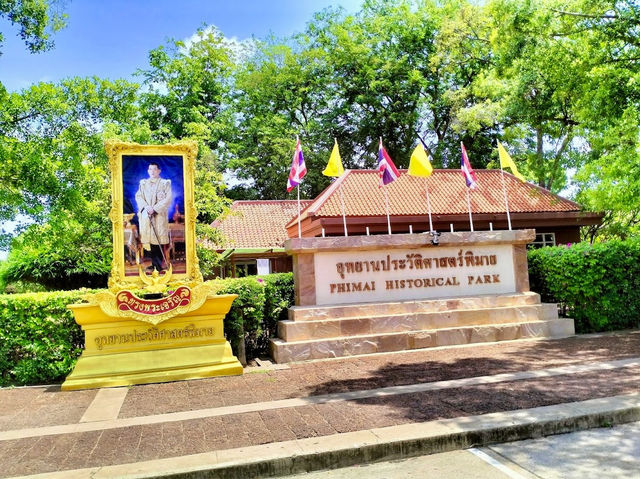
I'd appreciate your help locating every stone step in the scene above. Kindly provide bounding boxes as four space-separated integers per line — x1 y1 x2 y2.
278 303 559 342
270 318 575 363
288 292 542 322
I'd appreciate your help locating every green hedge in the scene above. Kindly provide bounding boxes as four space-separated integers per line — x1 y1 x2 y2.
528 239 640 333
209 273 294 360
0 273 294 386
0 290 87 386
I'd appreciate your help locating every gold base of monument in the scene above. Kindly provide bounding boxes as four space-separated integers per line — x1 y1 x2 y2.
61 343 242 390
61 294 243 391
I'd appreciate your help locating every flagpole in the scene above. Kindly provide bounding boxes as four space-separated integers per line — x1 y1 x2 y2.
385 187 391 235
500 167 512 231
424 177 433 232
293 134 302 238
466 188 474 232
339 182 348 236
297 185 302 238
333 137 348 237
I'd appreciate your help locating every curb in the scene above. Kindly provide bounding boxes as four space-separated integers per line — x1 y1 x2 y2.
22 393 640 479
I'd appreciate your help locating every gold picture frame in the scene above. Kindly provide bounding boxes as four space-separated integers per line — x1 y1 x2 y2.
105 141 202 290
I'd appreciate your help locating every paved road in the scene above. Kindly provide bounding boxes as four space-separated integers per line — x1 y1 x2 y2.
286 421 640 478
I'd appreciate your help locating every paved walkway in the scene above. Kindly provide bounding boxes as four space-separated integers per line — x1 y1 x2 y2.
1 331 639 478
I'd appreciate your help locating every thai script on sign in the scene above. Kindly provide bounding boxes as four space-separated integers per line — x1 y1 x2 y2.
117 286 191 315
335 250 498 280
94 323 215 350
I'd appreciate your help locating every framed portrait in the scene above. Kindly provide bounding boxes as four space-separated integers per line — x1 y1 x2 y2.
106 141 201 288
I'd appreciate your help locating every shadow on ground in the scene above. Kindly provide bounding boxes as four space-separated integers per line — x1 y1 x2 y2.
304 331 640 423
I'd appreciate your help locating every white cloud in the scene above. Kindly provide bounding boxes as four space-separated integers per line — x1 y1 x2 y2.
181 25 258 65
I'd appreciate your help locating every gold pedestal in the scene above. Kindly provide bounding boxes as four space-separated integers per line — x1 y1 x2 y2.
62 294 242 390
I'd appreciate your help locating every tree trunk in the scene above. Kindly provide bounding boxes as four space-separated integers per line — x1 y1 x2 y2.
536 127 545 188
236 322 247 366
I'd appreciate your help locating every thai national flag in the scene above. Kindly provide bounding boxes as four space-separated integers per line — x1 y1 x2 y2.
377 138 400 186
287 137 307 192
461 142 478 189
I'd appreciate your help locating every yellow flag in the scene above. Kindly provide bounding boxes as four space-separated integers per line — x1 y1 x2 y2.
322 140 344 177
408 143 433 177
498 141 525 181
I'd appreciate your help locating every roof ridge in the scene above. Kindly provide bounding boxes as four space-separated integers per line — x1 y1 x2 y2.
307 170 351 215
311 168 581 217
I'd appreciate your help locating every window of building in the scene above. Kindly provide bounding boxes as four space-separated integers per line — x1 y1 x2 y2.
256 258 271 275
530 233 556 249
234 261 258 277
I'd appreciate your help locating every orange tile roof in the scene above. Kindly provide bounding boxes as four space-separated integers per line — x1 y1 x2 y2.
212 200 313 249
289 169 581 227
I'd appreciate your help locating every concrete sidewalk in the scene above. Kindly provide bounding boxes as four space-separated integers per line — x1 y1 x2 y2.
1 331 639 478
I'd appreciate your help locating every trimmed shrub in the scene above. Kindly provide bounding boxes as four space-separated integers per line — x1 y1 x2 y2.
259 273 295 353
528 239 640 333
0 291 86 386
208 276 266 363
208 273 294 360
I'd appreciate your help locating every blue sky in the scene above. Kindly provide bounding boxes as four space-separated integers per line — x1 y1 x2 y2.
0 0 363 92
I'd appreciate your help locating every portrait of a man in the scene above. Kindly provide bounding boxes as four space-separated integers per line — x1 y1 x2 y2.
122 155 186 277
136 162 172 272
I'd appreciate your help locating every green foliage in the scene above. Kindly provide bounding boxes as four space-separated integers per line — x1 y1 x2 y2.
0 77 140 287
528 240 640 333
0 0 67 54
229 41 334 198
209 276 266 358
1 210 111 290
0 278 48 294
259 273 295 350
193 151 232 225
138 26 237 152
209 273 294 359
195 222 227 281
0 290 85 386
0 78 138 226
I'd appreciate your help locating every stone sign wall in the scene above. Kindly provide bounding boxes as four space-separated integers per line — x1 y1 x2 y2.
273 229 575 364
314 244 516 305
285 230 533 306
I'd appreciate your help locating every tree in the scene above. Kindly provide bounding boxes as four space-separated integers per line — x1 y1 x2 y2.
226 0 502 199
430 0 588 192
558 1 640 238
0 77 143 288
138 27 238 152
0 0 67 55
304 1 425 167
228 40 335 199
136 28 234 237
